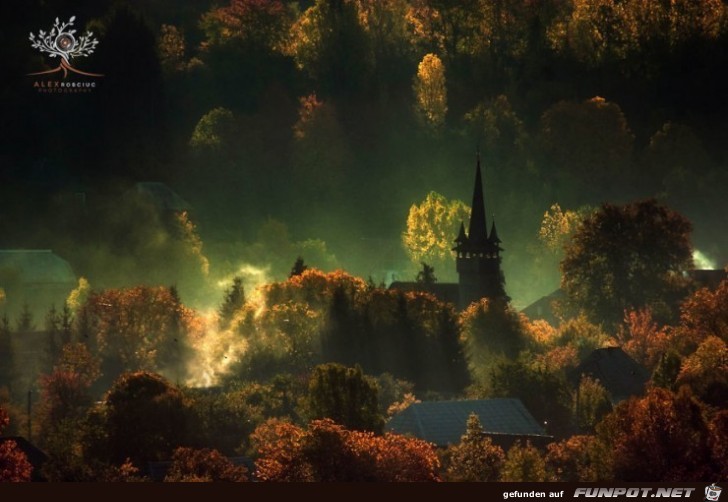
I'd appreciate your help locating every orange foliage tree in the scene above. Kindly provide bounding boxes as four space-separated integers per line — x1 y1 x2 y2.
80 286 198 382
598 387 715 481
251 418 440 482
545 435 612 481
0 407 31 482
164 447 248 482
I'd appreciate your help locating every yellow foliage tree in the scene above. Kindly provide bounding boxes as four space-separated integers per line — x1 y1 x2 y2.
413 53 447 129
402 191 469 278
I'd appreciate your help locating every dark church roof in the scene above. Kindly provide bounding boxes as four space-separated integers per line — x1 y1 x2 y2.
387 399 548 448
388 281 459 306
569 347 649 404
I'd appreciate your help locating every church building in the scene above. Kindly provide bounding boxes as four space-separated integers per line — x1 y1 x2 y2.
390 154 508 309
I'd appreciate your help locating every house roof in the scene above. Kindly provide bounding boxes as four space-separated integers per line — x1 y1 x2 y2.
0 250 76 286
134 182 191 213
386 398 547 447
689 269 727 290
388 281 460 307
520 289 565 325
0 436 48 481
569 347 649 403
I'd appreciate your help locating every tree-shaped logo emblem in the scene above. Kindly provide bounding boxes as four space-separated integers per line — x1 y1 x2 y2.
29 16 103 78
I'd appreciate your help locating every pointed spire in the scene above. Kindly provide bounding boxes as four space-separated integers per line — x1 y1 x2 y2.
454 221 467 244
489 218 501 244
467 150 488 247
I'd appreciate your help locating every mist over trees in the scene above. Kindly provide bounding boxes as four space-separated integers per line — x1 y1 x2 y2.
1 0 727 310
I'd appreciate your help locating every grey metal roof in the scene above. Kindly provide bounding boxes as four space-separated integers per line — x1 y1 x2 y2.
0 250 76 285
386 398 547 447
570 347 649 403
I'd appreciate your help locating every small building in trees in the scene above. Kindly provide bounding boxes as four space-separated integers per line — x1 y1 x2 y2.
523 269 728 326
569 347 650 404
387 398 550 450
0 249 76 318
130 182 192 215
390 154 508 310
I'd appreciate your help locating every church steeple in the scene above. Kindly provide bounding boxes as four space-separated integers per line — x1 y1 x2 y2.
453 152 507 308
467 151 489 247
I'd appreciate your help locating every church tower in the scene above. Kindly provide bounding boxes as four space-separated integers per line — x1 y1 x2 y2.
453 153 507 309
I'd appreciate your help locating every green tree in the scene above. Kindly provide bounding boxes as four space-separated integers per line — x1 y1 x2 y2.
445 413 505 481
0 315 13 391
100 372 191 466
539 97 634 205
501 441 547 481
575 376 613 432
460 298 525 384
415 263 437 286
545 435 612 481
561 199 693 328
289 257 308 278
189 107 235 152
306 363 384 434
218 277 245 330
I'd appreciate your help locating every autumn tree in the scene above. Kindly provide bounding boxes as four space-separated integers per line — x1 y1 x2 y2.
403 191 470 280
620 308 670 371
36 342 102 481
287 0 373 96
0 407 31 482
674 336 728 407
445 413 505 481
164 447 248 482
561 199 693 328
575 376 612 432
460 298 525 384
99 372 191 466
539 97 634 205
158 24 186 74
79 286 197 383
501 441 547 481
598 387 715 481
545 435 612 482
306 363 384 434
251 418 440 481
413 53 447 130
672 278 728 353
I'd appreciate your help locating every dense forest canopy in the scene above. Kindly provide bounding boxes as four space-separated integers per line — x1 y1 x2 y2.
1 0 727 310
